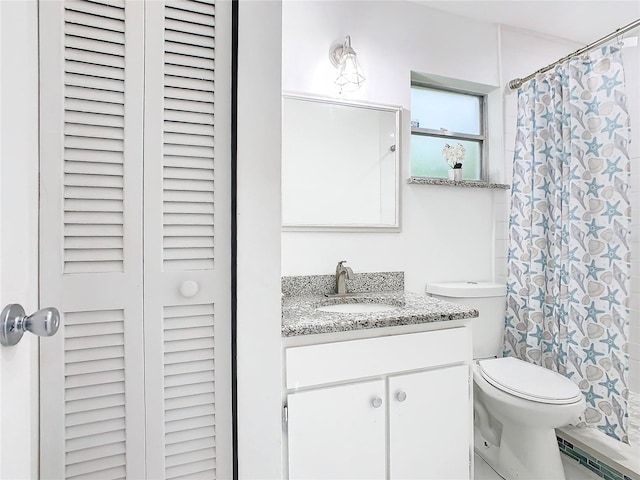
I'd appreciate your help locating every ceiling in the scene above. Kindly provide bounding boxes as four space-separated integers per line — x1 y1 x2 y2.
415 1 640 44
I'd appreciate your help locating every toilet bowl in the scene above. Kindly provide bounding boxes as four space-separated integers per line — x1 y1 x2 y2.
474 357 585 480
426 282 587 480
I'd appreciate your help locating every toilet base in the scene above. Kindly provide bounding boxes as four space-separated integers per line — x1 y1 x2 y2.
475 427 503 477
475 425 566 480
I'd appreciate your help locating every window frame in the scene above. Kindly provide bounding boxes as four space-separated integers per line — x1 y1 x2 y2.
410 81 489 181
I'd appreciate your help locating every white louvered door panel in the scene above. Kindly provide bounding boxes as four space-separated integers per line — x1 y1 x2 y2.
39 1 146 479
40 1 230 478
144 1 232 479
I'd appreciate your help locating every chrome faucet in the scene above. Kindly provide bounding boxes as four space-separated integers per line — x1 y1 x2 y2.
335 260 354 295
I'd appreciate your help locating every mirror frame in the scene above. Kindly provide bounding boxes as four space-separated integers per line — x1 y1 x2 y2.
281 92 402 232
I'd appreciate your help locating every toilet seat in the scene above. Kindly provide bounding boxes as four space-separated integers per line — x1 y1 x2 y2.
478 357 583 405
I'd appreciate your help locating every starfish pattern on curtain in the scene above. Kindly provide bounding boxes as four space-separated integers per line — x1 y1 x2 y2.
504 45 631 443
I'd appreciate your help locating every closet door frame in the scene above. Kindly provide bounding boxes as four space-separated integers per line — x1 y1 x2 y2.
0 1 40 477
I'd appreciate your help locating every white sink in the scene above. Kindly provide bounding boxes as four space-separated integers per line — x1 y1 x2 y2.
316 303 399 314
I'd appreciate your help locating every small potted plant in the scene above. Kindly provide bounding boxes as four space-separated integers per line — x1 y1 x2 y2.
442 143 465 181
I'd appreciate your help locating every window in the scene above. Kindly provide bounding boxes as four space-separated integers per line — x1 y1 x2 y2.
410 83 486 180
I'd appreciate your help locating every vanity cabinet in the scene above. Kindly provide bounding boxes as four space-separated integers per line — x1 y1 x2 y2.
284 327 472 480
288 379 387 479
388 365 470 479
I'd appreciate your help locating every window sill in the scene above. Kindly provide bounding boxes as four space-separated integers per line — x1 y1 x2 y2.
407 176 510 189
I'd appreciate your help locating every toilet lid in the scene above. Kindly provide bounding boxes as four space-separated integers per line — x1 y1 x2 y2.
478 357 583 405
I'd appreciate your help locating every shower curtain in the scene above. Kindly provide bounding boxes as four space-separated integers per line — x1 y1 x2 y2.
504 45 631 443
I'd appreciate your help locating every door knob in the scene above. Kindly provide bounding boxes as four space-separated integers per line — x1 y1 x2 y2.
396 391 407 402
1 304 60 347
371 397 383 408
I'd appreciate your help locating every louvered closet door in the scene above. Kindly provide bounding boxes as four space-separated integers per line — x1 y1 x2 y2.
143 1 232 479
39 1 146 479
40 0 231 479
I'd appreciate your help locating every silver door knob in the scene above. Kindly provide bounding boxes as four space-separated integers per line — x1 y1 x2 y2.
371 397 383 408
1 304 61 347
396 391 407 402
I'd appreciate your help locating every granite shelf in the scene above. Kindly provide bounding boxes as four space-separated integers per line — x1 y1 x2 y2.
407 176 510 189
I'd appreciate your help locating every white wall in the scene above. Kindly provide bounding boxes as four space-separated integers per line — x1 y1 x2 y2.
494 26 580 284
281 1 639 393
237 1 283 478
281 0 502 293
622 42 640 394
0 0 40 478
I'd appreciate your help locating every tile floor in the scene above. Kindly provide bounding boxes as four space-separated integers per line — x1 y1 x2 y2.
474 452 602 480
628 391 639 447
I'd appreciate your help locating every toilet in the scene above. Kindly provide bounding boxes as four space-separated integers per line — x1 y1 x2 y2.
426 282 586 480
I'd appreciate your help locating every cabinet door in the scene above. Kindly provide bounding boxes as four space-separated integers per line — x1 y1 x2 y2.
287 379 386 480
389 365 471 480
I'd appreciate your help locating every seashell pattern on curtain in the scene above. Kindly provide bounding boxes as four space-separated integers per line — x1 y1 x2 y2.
504 45 631 443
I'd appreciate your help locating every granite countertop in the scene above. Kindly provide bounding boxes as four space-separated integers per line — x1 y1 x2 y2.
282 290 479 337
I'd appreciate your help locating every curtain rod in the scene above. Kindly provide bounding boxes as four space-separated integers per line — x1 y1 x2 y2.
508 18 640 89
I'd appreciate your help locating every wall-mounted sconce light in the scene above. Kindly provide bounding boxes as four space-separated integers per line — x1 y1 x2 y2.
329 35 365 93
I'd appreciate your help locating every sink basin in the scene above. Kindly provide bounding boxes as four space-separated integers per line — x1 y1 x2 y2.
316 303 399 314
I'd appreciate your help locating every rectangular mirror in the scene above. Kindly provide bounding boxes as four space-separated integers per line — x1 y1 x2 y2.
282 93 401 230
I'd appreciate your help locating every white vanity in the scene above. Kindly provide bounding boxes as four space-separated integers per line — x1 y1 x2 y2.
281 278 477 480
280 92 478 479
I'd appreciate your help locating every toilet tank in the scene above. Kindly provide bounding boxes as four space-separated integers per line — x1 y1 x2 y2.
425 282 507 359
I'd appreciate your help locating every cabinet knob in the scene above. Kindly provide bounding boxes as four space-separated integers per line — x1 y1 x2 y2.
396 391 407 402
371 397 383 408
179 280 199 298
